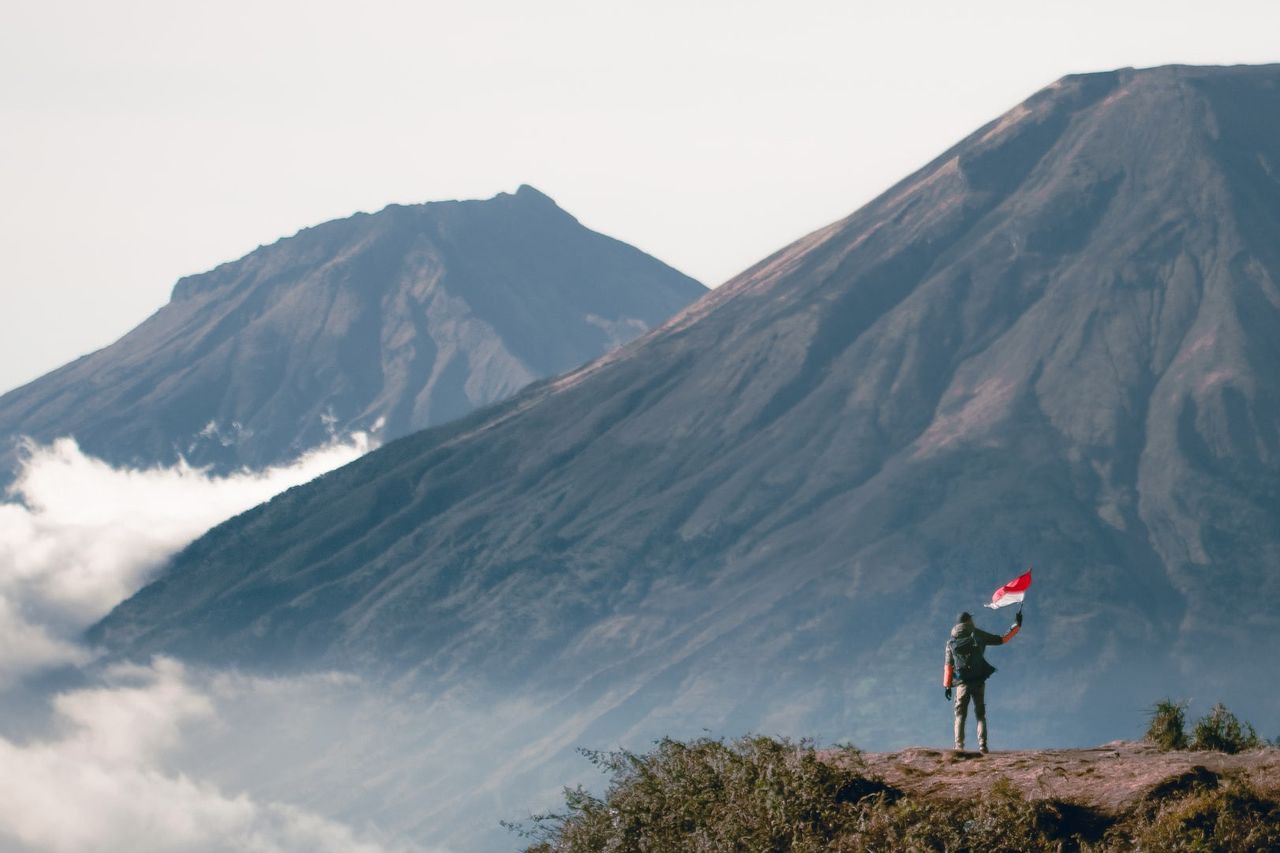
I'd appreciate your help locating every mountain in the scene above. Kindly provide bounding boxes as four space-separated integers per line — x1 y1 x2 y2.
95 63 1280 761
0 185 704 476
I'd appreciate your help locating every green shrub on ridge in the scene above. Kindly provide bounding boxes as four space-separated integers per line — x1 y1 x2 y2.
1146 700 1263 754
1145 698 1188 751
1190 703 1260 754
508 736 878 852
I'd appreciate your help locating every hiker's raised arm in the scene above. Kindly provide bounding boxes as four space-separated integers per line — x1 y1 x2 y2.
996 611 1023 643
975 627 1004 645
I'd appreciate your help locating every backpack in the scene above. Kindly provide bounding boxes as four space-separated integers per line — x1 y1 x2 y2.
949 631 995 683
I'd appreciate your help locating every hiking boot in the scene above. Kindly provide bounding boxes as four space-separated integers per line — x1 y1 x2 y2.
979 745 989 754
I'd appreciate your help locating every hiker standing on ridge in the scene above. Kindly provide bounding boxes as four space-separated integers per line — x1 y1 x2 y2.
943 610 1021 753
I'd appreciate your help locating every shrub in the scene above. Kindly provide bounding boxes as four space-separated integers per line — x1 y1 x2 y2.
841 777 1075 852
507 736 879 852
1145 698 1188 751
1190 703 1260 754
1129 782 1280 851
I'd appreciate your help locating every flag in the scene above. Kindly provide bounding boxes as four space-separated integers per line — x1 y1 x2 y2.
984 569 1032 609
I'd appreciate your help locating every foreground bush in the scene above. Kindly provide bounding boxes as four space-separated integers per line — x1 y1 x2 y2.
842 778 1074 852
1129 783 1280 851
509 736 879 852
513 736 1280 853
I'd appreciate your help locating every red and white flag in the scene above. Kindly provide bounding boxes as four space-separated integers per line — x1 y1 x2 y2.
985 569 1032 609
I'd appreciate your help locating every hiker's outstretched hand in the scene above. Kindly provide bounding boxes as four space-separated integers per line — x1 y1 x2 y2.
1015 610 1023 627
944 687 952 701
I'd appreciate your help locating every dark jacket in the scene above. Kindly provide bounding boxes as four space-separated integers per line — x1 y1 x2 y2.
943 621 1018 686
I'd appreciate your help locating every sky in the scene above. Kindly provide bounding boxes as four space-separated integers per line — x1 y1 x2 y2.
1 0 1279 394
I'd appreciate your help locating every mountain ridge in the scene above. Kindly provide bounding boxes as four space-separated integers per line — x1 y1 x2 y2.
167 185 567 304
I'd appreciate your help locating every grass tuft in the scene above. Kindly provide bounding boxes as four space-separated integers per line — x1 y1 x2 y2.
1145 698 1188 751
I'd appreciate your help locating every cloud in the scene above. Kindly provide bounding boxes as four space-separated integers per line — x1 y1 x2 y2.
0 435 372 685
0 435 458 851
0 658 417 853
0 434 579 852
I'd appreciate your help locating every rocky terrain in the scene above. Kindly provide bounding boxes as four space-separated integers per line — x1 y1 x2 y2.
0 185 703 477
856 741 1280 815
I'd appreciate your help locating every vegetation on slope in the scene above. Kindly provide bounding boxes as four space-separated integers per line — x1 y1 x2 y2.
1146 700 1261 754
512 734 1280 852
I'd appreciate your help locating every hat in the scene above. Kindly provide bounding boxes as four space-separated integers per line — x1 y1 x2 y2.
956 611 973 624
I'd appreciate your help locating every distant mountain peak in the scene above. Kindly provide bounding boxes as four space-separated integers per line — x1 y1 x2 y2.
513 183 555 202
0 189 704 477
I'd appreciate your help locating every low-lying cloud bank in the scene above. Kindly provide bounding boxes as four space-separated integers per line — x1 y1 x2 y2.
0 435 371 684
0 435 458 852
0 436 607 852
0 658 422 853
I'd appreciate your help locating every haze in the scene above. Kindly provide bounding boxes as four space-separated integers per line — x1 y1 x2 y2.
1 0 1277 393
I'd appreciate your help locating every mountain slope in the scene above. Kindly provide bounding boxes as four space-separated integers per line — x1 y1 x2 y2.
0 185 704 474
95 65 1280 751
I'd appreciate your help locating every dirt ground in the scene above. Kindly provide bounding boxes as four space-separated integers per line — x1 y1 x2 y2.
827 741 1280 815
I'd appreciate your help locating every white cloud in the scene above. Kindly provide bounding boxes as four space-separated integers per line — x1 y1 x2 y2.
0 598 90 681
0 658 417 853
0 434 559 852
0 435 372 685
0 435 469 852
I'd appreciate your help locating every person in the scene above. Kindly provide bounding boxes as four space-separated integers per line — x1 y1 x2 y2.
942 610 1021 753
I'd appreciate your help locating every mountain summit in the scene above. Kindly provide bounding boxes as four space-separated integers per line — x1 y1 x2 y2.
0 186 704 475
97 66 1280 750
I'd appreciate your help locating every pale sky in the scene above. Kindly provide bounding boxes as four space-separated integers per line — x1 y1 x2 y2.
2 0 1278 395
